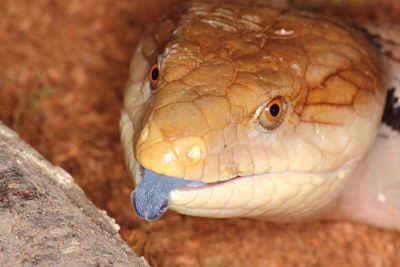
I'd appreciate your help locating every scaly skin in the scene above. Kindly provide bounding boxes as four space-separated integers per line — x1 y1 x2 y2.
121 0 387 222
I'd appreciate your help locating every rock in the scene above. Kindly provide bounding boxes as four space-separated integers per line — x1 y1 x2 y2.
0 121 148 266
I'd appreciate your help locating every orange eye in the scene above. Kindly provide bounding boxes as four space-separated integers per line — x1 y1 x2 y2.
257 97 286 130
149 64 160 86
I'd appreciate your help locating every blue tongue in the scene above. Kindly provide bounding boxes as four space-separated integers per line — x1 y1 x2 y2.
131 168 204 221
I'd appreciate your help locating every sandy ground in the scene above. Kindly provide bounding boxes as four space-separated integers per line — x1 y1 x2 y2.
1 0 400 266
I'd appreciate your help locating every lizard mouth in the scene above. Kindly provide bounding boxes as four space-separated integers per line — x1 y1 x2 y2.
175 175 244 190
131 167 245 221
131 162 351 223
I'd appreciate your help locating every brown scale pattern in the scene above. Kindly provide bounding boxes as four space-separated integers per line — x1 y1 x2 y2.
132 0 384 182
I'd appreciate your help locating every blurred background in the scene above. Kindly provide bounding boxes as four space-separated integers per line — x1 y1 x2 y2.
0 0 399 266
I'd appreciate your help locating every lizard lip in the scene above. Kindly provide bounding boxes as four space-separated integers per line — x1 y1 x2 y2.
137 165 245 190
176 175 244 190
132 165 255 221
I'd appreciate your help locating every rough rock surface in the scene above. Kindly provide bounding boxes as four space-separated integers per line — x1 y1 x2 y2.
0 121 148 266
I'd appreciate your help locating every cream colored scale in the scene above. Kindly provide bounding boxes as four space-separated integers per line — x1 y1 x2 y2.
120 0 399 228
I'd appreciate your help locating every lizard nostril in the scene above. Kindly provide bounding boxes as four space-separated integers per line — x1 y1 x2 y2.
172 137 207 168
186 145 202 163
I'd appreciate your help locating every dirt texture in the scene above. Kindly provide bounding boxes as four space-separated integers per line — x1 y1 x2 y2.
1 0 400 266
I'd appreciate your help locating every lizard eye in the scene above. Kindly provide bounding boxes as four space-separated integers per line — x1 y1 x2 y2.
256 97 286 130
149 64 160 87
